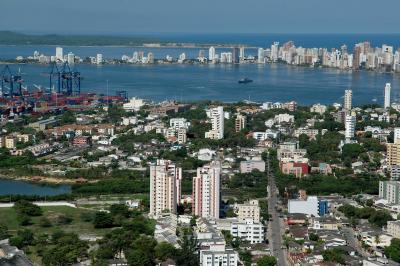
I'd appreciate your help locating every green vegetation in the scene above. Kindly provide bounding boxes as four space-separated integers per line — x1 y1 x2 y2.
338 204 393 228
0 31 159 46
257 255 277 266
299 131 343 163
225 170 268 200
385 238 400 263
72 178 149 194
322 248 346 264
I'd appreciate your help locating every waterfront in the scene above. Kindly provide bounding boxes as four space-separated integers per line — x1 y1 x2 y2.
0 179 71 196
4 62 400 106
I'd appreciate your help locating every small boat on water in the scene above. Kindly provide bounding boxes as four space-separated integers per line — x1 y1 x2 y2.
238 78 253 84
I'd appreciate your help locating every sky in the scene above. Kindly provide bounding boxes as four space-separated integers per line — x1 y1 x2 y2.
1 0 399 35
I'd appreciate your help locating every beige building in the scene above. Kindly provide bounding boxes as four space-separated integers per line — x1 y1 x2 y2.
387 221 400 238
5 136 16 149
149 160 182 218
177 128 187 144
234 200 261 223
235 114 246 132
387 142 400 166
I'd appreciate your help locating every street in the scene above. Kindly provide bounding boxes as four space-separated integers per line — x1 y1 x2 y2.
266 152 288 266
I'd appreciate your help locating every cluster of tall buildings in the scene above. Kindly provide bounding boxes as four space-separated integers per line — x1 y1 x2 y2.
29 47 103 65
149 159 221 219
122 51 155 64
253 41 400 71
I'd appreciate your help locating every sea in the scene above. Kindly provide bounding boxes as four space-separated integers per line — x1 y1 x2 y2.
0 33 400 106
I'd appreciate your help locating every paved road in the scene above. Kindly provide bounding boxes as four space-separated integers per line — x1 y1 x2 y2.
266 152 288 266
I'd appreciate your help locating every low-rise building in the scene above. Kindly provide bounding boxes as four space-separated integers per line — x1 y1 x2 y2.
288 196 329 217
387 220 400 239
234 200 260 223
230 219 264 244
240 160 265 173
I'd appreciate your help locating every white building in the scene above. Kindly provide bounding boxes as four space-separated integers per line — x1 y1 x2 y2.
240 160 265 173
344 89 352 110
192 161 221 219
384 83 391 109
209 46 216 62
288 196 319 217
55 47 63 61
205 106 224 140
274 113 294 124
67 52 75 64
169 118 190 130
230 219 264 244
149 160 182 217
394 127 400 143
257 48 265 64
310 103 327 115
345 114 356 139
96 53 103 64
200 245 238 266
123 97 145 111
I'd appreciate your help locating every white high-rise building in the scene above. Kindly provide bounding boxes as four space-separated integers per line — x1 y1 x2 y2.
239 46 245 60
384 83 391 109
345 114 356 139
55 47 63 61
205 106 224 139
149 159 182 217
192 161 221 219
96 54 103 65
271 42 279 62
67 52 75 65
394 128 400 143
344 89 352 111
257 48 265 64
209 46 216 61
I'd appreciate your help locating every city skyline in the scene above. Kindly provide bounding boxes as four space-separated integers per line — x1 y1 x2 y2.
1 0 400 34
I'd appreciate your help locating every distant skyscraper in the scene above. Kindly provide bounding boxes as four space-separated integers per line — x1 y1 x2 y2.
96 54 103 65
149 159 182 217
147 52 154 64
239 46 245 60
271 42 279 62
199 50 205 58
232 47 240 64
385 83 391 109
55 47 63 61
345 114 356 139
67 52 75 65
209 46 216 61
192 161 221 219
205 106 224 139
257 48 265 64
344 90 352 111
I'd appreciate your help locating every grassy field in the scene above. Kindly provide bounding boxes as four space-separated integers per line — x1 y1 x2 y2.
0 206 106 236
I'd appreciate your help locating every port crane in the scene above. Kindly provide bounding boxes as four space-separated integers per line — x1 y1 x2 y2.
45 62 82 96
0 65 24 98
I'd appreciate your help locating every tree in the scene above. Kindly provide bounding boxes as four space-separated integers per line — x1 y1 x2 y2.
9 229 34 248
93 212 114 228
257 255 277 266
309 233 319 242
322 248 345 264
385 238 400 263
42 232 88 266
155 242 177 261
0 223 8 240
127 250 153 266
14 200 43 216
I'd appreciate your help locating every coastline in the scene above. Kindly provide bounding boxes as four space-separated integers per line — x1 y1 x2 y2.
0 173 97 185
